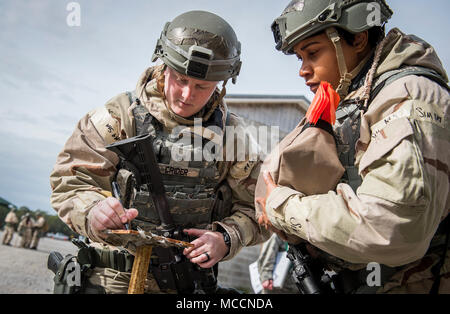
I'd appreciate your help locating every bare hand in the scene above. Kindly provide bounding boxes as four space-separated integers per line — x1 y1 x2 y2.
183 228 228 268
262 279 273 290
256 171 277 227
256 172 290 241
88 197 139 238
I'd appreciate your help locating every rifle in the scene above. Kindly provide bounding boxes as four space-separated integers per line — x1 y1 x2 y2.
106 133 217 294
287 243 336 294
106 133 175 235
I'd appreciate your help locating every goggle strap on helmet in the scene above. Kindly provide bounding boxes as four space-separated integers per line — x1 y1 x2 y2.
161 34 241 67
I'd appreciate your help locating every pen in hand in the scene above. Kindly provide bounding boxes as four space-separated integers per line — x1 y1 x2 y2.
111 181 130 230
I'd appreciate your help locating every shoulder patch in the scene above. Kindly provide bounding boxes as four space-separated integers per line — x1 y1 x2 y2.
89 107 122 145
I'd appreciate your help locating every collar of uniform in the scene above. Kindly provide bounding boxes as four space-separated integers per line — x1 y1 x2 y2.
348 51 375 93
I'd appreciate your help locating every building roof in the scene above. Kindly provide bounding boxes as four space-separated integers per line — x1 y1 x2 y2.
0 196 15 207
223 94 309 135
225 94 309 102
224 94 310 112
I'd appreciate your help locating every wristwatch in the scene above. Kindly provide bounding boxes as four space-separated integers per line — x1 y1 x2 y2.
217 226 231 251
222 230 231 248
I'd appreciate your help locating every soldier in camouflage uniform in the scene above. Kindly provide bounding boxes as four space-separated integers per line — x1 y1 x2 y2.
49 10 270 294
30 214 47 250
2 208 18 246
18 213 34 249
259 0 449 293
257 233 297 294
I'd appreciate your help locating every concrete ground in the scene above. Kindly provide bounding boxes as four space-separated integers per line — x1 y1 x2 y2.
0 230 77 294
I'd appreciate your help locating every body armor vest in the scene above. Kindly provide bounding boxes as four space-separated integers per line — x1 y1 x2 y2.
333 100 363 192
120 92 232 233
309 97 367 274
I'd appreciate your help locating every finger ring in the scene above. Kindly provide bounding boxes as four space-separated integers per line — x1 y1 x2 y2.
203 252 210 262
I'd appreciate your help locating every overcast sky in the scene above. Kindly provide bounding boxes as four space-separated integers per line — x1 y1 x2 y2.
0 0 449 214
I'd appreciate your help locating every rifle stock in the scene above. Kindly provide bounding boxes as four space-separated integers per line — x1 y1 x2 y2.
106 133 175 234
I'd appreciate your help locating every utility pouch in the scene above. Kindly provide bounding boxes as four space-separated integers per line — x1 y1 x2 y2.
151 246 196 293
150 245 219 294
190 265 218 294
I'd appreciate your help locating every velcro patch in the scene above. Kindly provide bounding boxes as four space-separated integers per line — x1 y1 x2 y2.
89 107 121 144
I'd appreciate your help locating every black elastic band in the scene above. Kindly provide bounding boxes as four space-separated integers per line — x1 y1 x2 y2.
301 119 335 138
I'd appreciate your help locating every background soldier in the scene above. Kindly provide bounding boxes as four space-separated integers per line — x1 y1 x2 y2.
2 207 18 246
50 10 270 294
259 0 449 293
257 233 297 294
30 213 47 250
18 213 34 249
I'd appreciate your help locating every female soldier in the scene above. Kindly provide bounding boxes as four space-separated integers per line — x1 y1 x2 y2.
50 10 269 294
260 0 449 293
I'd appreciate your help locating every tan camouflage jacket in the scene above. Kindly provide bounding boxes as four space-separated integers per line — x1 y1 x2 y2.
49 65 270 261
18 217 34 231
5 211 18 225
34 217 46 229
265 28 450 293
257 233 286 282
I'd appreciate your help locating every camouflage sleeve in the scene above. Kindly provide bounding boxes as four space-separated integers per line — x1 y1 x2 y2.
34 218 45 228
49 93 134 242
266 76 450 267
257 234 282 282
5 213 18 224
213 113 271 261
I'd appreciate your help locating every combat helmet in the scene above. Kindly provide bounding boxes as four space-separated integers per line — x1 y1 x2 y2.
272 0 393 97
152 10 242 84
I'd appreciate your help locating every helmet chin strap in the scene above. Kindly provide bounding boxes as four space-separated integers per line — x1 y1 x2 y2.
325 27 372 99
203 80 228 121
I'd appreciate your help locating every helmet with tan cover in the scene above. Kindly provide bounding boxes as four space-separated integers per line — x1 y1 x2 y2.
152 10 242 84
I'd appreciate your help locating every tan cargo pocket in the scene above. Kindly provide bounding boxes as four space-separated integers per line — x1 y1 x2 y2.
359 117 413 174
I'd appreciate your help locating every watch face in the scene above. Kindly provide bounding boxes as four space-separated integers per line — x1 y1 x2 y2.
222 231 231 246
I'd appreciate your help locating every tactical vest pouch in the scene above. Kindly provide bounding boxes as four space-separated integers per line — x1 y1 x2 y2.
78 247 134 273
150 246 219 294
151 258 195 293
150 246 196 293
211 182 233 222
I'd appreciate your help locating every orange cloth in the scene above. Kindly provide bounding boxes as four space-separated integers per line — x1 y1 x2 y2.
305 81 340 125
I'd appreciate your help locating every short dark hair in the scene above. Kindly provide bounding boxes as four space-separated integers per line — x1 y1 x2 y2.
337 26 385 48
